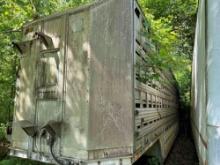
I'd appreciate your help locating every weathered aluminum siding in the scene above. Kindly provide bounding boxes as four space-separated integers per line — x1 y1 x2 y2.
192 0 220 164
36 16 66 154
63 0 134 159
87 0 133 151
62 11 90 159
207 0 220 164
191 0 207 164
12 24 41 150
12 0 179 163
12 0 133 160
12 15 67 154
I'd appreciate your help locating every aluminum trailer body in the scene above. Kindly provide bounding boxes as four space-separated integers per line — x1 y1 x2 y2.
10 0 179 164
192 0 220 165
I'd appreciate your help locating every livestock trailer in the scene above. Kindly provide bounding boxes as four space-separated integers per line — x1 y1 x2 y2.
191 0 220 165
10 0 179 164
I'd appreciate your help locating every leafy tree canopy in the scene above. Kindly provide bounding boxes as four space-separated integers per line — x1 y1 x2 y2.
138 0 198 109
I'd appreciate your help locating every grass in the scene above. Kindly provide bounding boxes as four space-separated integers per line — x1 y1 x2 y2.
0 157 49 165
0 141 51 165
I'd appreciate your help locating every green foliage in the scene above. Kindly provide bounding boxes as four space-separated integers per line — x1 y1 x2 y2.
147 156 160 165
0 157 49 165
140 0 198 59
138 0 197 108
0 124 6 142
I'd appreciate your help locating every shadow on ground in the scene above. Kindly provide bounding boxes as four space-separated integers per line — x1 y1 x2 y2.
164 133 199 165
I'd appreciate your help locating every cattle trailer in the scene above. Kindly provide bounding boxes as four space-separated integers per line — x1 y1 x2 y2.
10 0 179 164
192 0 220 165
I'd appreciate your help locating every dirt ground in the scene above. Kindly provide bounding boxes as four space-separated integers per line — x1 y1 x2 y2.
164 133 199 165
134 131 199 165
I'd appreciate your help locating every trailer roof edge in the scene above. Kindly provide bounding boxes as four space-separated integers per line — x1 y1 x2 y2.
23 0 109 28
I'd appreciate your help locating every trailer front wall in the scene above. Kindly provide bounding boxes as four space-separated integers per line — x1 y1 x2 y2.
12 15 67 156
36 16 66 155
11 0 134 161
12 24 41 150
62 11 90 159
